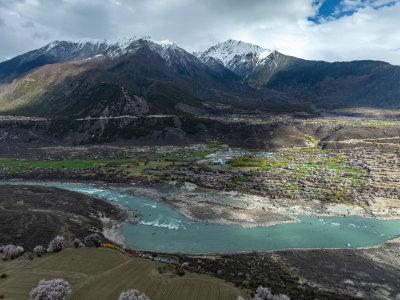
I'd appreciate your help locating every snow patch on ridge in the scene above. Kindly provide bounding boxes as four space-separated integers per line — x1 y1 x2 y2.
7 36 275 76
201 39 272 66
39 36 192 64
156 40 175 47
196 39 274 75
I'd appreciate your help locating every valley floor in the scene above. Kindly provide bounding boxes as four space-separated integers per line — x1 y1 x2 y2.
0 115 399 299
1 139 399 229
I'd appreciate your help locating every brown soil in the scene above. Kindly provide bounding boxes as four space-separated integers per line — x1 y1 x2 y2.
174 238 400 300
0 184 130 250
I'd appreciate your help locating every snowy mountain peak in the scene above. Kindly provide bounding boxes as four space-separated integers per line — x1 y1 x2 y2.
32 36 192 63
201 40 272 64
156 40 175 47
197 39 274 76
10 36 201 72
3 37 276 78
107 36 138 47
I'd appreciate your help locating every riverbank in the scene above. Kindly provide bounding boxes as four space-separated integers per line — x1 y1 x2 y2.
1 141 399 228
174 237 400 300
3 179 400 246
0 183 134 250
13 180 397 253
100 204 137 246
109 181 400 227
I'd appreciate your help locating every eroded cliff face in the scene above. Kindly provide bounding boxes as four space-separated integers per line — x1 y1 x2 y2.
92 92 149 118
0 116 398 153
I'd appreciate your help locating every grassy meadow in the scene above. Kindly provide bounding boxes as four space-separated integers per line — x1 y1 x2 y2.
0 248 248 300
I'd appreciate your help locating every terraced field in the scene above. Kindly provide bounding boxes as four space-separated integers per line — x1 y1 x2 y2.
0 248 248 300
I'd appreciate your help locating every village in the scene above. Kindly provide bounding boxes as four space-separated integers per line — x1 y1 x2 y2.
160 146 400 208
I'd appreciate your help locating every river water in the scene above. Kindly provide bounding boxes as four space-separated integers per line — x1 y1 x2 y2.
5 182 400 253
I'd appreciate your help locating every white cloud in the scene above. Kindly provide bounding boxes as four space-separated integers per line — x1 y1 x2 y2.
0 0 399 65
275 3 400 64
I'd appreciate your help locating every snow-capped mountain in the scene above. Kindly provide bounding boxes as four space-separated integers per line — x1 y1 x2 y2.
1 36 398 120
26 36 193 62
196 39 274 77
0 37 272 81
0 36 240 118
0 37 201 81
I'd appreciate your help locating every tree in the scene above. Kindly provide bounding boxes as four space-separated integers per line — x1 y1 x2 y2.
119 289 151 300
29 278 71 300
84 233 102 247
253 286 290 300
47 236 65 252
33 245 45 257
2 244 24 259
73 239 85 248
237 286 290 300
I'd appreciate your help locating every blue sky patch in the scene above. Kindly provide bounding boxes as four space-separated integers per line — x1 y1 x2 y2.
309 0 399 23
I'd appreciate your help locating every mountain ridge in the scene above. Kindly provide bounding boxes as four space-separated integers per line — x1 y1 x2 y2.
0 37 399 119
0 37 207 82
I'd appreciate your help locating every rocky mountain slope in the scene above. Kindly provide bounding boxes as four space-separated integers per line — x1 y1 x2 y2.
0 37 399 119
0 38 243 118
0 37 204 81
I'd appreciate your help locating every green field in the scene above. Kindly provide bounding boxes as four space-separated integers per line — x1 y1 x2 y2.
0 157 136 173
0 149 211 176
0 248 248 300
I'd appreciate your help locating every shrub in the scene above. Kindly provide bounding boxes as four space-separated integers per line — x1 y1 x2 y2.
229 155 266 167
84 233 102 247
2 244 24 259
73 239 85 248
232 176 249 184
0 273 7 278
47 236 65 252
119 289 151 300
73 239 81 248
195 162 207 168
305 135 317 144
332 190 346 203
33 245 45 257
206 140 222 149
29 278 71 300
175 268 185 277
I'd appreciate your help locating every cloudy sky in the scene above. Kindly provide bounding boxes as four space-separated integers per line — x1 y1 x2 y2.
1 0 400 64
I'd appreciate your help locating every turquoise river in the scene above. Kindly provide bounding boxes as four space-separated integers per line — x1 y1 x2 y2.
4 182 400 253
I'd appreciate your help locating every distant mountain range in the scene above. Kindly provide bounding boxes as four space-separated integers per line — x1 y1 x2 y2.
0 37 399 119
